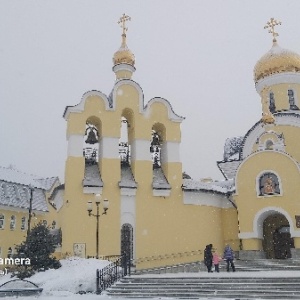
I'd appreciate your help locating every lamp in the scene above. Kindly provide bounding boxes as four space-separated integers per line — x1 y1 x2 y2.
87 194 109 259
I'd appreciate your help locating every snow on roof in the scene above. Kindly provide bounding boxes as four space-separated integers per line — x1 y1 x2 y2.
119 164 137 188
182 178 234 194
217 160 241 180
0 181 48 212
83 164 103 187
153 167 171 190
0 166 58 190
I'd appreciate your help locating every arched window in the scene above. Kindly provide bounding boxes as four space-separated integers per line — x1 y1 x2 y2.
52 220 56 229
119 117 130 165
21 217 26 231
10 216 16 230
258 172 280 196
265 140 274 150
269 92 276 113
288 89 299 110
83 121 100 165
150 130 162 168
121 223 133 261
0 214 4 229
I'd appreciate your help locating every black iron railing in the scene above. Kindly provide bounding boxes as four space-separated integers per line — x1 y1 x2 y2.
96 254 131 294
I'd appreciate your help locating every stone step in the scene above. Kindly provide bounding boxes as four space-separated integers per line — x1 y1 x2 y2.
105 276 300 299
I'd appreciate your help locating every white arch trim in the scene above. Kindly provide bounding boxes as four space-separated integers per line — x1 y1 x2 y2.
63 90 111 120
255 169 283 197
242 114 300 159
112 79 144 113
237 150 300 193
144 97 185 123
239 206 300 239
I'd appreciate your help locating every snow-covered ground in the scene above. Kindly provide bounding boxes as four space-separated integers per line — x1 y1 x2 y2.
0 257 299 300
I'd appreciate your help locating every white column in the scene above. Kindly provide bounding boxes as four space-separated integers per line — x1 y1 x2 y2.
100 137 119 159
67 134 84 157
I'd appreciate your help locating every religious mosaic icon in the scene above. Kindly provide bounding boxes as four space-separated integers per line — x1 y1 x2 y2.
259 173 280 196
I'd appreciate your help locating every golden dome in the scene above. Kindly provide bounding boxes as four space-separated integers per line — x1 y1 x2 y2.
113 34 135 66
254 42 300 82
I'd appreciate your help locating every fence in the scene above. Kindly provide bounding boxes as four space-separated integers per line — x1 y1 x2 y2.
96 254 131 294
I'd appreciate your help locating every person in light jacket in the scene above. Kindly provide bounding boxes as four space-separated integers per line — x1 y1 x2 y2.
212 250 222 273
223 244 235 272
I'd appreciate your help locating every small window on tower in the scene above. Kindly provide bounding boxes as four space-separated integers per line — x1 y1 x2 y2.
21 217 26 231
269 92 276 113
0 214 4 229
10 216 16 230
288 89 299 110
265 140 273 150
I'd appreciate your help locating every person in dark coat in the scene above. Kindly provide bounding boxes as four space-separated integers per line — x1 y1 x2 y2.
204 244 213 273
223 244 235 272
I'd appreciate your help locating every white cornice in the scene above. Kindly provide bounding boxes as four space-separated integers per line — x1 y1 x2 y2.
256 72 300 94
111 79 144 113
144 97 185 123
63 90 111 120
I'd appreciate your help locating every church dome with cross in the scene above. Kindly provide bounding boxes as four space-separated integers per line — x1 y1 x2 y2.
113 14 135 67
254 43 300 83
254 18 300 83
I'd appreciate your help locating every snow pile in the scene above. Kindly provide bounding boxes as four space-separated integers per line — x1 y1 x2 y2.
0 257 111 295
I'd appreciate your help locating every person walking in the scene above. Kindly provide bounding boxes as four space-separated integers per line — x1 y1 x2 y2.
223 244 235 272
204 244 213 273
212 250 222 273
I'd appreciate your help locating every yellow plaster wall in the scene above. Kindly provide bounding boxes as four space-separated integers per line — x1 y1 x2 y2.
235 151 300 237
270 84 300 110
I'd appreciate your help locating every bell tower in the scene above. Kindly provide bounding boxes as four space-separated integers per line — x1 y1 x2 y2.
60 15 184 260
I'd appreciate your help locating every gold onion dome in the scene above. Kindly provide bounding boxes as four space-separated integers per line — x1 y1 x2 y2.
113 33 135 66
254 42 300 82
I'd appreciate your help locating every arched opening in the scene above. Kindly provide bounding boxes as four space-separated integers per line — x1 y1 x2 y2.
121 223 133 262
119 109 135 166
150 123 166 168
84 117 101 165
262 213 294 259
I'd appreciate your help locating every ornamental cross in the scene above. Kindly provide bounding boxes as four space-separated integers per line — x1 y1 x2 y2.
118 13 131 35
264 18 282 42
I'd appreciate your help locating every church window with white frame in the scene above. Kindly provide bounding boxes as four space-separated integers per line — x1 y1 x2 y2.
258 172 280 196
288 89 299 110
21 216 26 231
10 215 16 230
0 214 4 229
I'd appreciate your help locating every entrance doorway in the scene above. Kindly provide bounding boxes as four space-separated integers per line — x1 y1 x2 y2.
121 223 133 261
262 213 294 259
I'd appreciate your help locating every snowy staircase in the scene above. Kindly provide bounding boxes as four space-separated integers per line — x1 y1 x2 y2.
105 276 300 299
104 259 300 299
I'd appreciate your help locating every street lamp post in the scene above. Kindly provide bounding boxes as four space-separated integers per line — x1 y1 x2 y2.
27 184 34 236
87 194 109 259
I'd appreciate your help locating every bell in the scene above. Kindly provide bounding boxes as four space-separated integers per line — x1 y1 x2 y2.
85 129 98 144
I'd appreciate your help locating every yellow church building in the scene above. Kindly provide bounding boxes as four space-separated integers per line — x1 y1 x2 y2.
2 16 300 269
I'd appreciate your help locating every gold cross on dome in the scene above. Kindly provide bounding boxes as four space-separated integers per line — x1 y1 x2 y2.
118 13 131 35
264 18 282 43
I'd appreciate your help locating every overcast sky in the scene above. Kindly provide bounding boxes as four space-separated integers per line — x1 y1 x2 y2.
0 0 299 182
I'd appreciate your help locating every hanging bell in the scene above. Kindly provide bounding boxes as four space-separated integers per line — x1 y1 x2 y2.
85 129 98 144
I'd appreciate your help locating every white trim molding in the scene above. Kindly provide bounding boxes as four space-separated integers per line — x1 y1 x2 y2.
161 141 181 163
112 79 144 113
144 97 185 123
100 137 119 159
238 206 300 239
63 90 111 120
67 134 84 157
256 72 300 94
